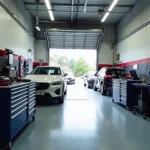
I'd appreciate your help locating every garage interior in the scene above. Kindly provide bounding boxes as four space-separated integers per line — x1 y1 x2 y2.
1 0 150 149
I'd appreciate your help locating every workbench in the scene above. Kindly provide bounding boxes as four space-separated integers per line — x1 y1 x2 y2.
0 82 36 149
132 83 150 119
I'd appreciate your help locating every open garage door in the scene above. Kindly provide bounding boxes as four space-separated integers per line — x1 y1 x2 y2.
45 30 102 50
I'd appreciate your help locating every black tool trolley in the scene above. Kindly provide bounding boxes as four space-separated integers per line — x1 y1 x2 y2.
132 83 150 120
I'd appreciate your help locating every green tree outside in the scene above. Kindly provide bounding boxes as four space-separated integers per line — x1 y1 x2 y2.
69 59 75 70
73 58 89 76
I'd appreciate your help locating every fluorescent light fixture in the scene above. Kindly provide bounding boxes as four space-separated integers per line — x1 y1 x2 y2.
83 0 89 12
101 0 119 22
44 0 54 21
108 0 118 11
48 11 54 21
101 12 110 22
35 25 41 31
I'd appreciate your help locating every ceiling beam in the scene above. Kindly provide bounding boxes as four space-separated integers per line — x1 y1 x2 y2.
24 2 134 8
96 34 103 50
25 8 132 14
83 34 87 49
71 0 74 24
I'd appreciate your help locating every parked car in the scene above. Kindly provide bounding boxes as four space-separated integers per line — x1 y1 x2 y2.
67 72 75 84
93 67 132 95
83 72 98 88
26 66 67 104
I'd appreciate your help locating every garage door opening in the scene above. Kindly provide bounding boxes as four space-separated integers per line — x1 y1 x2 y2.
50 49 96 75
49 49 96 100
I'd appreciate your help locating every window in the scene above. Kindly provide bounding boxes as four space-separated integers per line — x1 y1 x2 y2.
106 69 129 77
31 67 61 75
98 69 102 76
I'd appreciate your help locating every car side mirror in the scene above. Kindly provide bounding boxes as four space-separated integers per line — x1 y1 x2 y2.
85 75 88 77
94 73 97 76
64 73 68 76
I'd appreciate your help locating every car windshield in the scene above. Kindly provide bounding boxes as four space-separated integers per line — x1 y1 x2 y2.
30 67 61 75
106 69 129 76
88 74 94 77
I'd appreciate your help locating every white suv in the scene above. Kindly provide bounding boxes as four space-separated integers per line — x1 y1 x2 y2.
26 66 67 104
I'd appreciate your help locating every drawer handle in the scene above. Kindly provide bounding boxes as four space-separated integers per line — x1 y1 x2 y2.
30 87 36 90
11 91 28 99
12 88 28 95
29 108 35 114
29 94 36 98
11 99 28 108
11 107 27 119
12 85 28 91
11 102 28 113
11 95 27 103
29 101 35 106
30 85 36 88
30 91 36 95
29 103 35 109
29 97 35 102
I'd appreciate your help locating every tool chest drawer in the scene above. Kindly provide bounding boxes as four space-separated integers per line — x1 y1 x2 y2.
28 83 36 119
112 79 121 103
0 82 36 149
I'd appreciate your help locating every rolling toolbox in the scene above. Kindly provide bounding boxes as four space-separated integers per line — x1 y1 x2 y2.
112 79 121 103
112 79 142 110
0 82 36 149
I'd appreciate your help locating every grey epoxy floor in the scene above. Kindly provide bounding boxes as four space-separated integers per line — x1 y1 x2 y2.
12 78 150 150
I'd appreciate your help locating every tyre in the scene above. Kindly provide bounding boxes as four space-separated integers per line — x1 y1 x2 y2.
143 114 147 120
32 116 35 121
58 86 64 104
64 89 67 95
132 110 136 115
126 106 130 111
93 81 97 91
100 83 106 95
112 99 114 103
58 96 64 104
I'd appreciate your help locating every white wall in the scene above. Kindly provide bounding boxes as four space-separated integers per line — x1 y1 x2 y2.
97 24 115 65
98 43 113 65
34 40 47 62
0 0 34 60
116 0 150 63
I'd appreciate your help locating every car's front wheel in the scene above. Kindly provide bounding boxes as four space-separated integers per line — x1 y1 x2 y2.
100 83 106 95
93 81 97 91
64 86 67 95
58 96 64 104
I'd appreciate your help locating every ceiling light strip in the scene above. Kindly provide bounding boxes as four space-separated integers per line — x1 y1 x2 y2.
44 0 54 21
101 0 118 22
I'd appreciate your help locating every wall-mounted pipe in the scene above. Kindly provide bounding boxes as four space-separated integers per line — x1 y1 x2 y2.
0 0 33 36
25 8 132 14
117 18 150 44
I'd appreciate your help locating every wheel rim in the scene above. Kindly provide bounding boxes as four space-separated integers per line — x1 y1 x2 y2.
100 84 103 93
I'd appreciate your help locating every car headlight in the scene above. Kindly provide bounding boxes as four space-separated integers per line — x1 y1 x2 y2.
51 81 62 85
